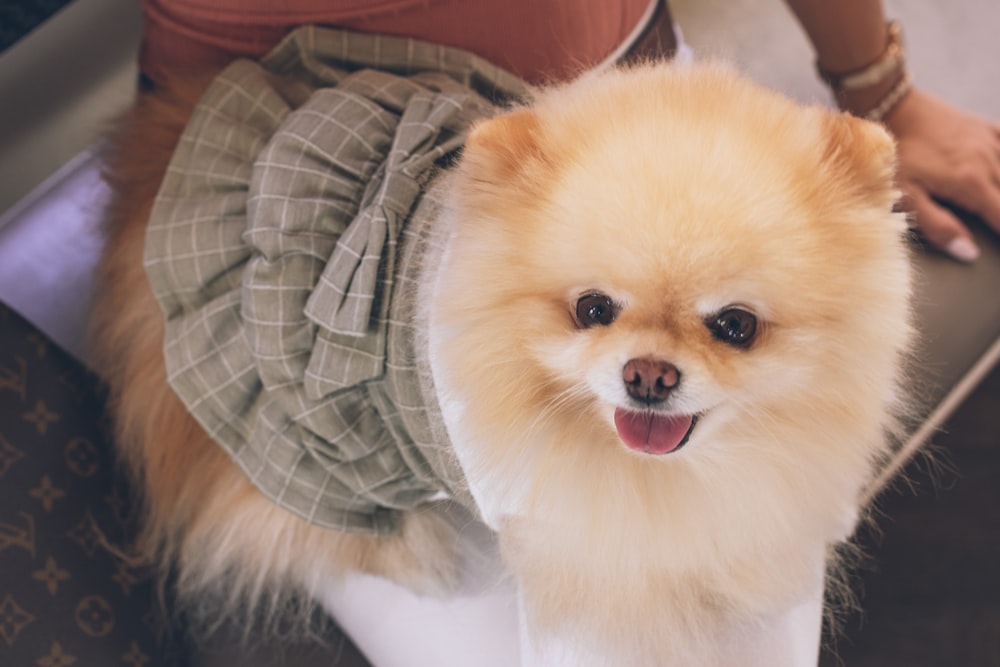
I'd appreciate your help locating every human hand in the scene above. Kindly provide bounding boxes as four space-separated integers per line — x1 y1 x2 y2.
883 88 1000 262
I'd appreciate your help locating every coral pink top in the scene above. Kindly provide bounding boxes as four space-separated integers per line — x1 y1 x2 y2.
140 0 656 85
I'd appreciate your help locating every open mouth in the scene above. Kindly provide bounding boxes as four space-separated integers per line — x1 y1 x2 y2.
613 408 699 455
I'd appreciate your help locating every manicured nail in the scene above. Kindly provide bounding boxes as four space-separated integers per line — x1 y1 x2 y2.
945 237 980 263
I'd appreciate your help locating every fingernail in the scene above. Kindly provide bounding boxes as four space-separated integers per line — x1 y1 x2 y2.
945 237 980 263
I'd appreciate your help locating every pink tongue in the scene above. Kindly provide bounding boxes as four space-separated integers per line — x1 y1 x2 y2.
614 409 693 455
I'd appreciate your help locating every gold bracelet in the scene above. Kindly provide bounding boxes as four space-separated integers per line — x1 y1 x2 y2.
817 21 904 92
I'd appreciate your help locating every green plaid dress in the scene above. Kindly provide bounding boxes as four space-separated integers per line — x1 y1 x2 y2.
144 26 528 534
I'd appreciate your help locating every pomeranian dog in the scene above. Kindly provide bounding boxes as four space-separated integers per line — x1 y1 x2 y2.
91 48 912 666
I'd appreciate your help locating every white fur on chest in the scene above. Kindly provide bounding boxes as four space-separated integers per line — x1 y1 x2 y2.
422 211 531 530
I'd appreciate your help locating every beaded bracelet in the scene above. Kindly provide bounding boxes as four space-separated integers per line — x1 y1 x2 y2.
817 22 904 92
817 21 913 122
864 72 913 122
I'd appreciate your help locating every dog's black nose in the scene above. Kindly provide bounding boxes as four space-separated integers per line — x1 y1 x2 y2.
623 357 679 405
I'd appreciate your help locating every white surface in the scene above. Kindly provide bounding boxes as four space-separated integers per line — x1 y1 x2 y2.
0 151 108 362
518 584 824 667
322 572 522 666
319 506 522 666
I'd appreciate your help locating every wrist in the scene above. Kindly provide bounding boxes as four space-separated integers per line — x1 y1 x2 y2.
840 71 913 123
834 69 905 117
817 21 913 122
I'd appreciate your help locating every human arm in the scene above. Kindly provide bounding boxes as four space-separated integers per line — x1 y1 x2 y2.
785 0 1000 262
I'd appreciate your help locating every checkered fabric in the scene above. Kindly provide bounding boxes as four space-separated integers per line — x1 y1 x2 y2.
144 26 528 534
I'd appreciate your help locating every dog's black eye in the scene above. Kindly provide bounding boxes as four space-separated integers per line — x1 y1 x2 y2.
575 293 617 329
709 308 758 347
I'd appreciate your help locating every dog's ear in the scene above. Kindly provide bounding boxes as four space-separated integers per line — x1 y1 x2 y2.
821 111 898 209
461 109 554 194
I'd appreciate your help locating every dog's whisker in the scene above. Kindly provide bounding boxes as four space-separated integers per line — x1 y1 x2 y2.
518 381 592 441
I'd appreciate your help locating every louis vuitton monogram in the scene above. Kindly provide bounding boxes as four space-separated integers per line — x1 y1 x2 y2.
0 302 184 666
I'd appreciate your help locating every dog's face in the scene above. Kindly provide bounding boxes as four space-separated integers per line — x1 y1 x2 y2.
432 64 911 544
430 62 912 653
439 62 909 460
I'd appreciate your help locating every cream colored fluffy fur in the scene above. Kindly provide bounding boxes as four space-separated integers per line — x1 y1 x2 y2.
92 61 912 664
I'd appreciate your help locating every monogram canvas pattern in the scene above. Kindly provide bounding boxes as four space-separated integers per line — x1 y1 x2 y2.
0 302 186 667
0 301 377 665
